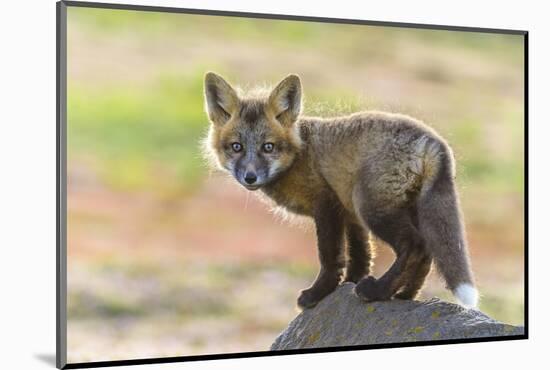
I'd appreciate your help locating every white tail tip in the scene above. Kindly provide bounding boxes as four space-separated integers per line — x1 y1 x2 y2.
453 283 479 308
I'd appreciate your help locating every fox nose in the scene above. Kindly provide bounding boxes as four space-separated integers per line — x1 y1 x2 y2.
244 172 257 184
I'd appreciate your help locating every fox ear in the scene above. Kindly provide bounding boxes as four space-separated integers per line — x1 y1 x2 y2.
204 72 239 126
268 74 302 126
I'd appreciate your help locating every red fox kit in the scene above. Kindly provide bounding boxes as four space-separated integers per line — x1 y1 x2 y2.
203 72 478 309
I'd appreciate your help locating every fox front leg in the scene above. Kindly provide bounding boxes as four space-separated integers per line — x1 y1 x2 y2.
297 199 345 309
344 222 373 283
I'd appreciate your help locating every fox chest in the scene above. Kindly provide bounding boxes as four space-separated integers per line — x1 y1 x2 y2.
261 174 321 216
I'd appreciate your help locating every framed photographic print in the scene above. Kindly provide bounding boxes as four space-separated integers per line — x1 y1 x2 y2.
56 1 527 368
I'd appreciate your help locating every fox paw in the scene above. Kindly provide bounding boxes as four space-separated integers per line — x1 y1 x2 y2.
354 276 387 302
297 288 325 309
297 281 339 309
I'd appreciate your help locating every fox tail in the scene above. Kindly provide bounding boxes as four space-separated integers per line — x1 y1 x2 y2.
417 140 478 308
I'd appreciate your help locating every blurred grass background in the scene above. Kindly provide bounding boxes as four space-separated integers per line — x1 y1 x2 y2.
66 6 525 363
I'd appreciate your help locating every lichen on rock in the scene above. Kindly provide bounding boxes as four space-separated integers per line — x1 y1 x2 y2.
271 283 524 350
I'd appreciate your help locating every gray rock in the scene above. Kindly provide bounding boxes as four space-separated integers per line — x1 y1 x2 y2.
271 283 523 350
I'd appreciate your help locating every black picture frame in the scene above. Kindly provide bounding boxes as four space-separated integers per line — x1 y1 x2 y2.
56 1 529 368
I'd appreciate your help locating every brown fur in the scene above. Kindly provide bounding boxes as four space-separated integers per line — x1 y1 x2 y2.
203 72 476 309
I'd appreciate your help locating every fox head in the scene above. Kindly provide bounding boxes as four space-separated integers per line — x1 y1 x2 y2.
203 72 303 190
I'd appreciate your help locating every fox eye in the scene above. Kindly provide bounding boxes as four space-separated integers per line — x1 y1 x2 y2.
231 142 243 152
262 142 274 153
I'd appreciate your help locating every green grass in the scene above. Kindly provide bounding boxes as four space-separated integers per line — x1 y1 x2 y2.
68 72 208 195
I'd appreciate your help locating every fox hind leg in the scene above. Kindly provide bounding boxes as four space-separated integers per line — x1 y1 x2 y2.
393 207 432 300
393 252 432 300
354 209 424 302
